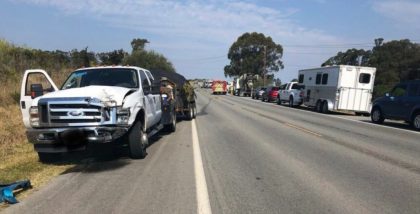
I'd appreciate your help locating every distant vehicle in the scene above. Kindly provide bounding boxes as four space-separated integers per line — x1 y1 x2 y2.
371 80 420 130
252 86 266 99
261 86 280 102
212 80 227 95
233 74 252 96
278 82 305 107
299 65 376 114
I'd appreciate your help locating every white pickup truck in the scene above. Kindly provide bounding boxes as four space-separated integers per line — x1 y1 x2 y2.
277 82 305 107
20 66 177 161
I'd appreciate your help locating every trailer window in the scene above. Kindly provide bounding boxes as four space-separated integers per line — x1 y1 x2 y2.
359 73 371 84
315 73 322 85
321 74 328 85
298 74 304 83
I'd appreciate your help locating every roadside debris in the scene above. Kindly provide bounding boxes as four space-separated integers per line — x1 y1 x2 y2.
0 179 32 204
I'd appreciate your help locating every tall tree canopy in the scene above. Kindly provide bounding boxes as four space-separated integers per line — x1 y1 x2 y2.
224 32 284 78
98 49 127 65
322 49 371 67
123 38 176 72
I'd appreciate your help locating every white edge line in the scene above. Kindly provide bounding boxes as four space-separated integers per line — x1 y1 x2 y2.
192 119 212 214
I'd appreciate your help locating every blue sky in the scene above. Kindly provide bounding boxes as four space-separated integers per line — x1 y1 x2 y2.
1 0 419 82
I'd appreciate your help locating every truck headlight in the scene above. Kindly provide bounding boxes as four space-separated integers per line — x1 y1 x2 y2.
117 107 130 125
29 106 40 127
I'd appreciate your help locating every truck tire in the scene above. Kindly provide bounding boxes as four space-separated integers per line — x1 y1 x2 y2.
371 107 385 124
166 109 177 132
38 152 60 163
289 97 294 108
128 120 147 159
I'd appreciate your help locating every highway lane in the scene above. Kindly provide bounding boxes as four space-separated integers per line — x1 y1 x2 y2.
196 89 420 214
5 88 420 214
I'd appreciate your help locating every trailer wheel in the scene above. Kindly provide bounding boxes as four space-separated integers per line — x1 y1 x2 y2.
289 97 294 108
192 106 197 119
128 120 147 159
38 152 60 163
321 101 329 114
186 105 194 120
315 100 322 113
371 107 384 124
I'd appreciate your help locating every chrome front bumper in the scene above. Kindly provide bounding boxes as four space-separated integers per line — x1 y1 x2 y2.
27 126 129 153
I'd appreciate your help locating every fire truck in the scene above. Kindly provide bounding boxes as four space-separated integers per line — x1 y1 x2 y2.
211 80 227 95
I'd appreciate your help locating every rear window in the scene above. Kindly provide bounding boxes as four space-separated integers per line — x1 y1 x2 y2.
271 87 279 91
292 84 305 90
359 73 371 84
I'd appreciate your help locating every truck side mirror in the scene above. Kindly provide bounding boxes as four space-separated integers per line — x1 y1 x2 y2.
30 84 44 98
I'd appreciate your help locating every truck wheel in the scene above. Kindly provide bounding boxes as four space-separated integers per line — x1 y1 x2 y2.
128 120 147 159
38 152 60 163
371 107 384 124
412 113 420 131
289 97 294 108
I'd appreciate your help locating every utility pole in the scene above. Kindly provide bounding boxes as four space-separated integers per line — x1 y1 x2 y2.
263 45 267 86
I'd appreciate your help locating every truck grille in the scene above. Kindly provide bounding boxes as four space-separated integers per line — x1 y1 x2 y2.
38 97 116 127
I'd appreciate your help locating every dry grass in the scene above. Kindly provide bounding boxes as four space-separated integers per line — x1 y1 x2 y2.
0 70 75 208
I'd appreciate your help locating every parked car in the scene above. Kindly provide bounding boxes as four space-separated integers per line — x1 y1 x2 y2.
278 82 305 107
252 87 266 99
371 80 420 130
261 86 280 102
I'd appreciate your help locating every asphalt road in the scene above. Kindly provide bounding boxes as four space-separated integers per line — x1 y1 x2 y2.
5 89 420 214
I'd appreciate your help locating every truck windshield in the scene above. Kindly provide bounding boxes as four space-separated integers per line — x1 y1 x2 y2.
62 68 139 89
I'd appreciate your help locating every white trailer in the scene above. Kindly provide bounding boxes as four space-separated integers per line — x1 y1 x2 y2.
299 65 376 115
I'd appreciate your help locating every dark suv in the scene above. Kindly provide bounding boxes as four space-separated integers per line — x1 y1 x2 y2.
371 80 420 130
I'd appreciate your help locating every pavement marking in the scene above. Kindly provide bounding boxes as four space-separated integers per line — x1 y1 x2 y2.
231 95 420 136
241 107 323 138
192 119 212 214
284 123 323 137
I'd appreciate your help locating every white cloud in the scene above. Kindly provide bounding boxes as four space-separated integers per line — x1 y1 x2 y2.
373 0 420 26
12 0 343 80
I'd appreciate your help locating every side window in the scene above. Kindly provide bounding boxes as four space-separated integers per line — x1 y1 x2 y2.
359 73 371 84
298 74 304 83
315 73 322 85
321 73 328 85
408 84 420 96
145 71 154 81
391 84 407 97
139 70 150 90
25 73 54 96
